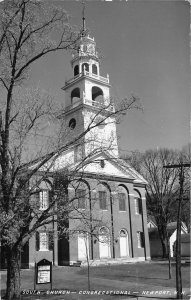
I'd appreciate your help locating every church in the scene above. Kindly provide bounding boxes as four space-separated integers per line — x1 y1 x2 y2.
2 16 150 269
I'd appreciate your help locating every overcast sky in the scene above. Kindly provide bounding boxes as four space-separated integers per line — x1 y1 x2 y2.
30 1 190 154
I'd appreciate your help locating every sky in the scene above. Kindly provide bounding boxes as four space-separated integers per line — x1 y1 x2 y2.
30 0 190 154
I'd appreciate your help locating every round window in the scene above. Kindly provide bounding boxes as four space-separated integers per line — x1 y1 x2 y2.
69 118 76 129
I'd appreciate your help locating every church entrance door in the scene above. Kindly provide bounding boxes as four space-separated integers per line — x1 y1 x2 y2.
78 233 89 261
119 229 129 257
99 227 111 259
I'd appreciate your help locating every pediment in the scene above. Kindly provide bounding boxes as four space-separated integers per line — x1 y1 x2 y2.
28 149 147 185
75 152 147 184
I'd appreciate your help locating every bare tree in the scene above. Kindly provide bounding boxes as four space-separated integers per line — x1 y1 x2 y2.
0 1 142 299
123 148 181 258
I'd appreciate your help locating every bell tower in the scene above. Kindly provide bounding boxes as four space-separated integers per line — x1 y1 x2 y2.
60 10 119 158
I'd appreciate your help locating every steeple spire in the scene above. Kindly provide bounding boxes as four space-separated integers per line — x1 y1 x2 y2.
82 1 86 36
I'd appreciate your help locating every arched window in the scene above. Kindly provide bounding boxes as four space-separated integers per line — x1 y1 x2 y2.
97 183 110 211
82 63 89 73
120 229 127 237
74 180 89 210
100 226 109 235
69 118 76 130
92 86 104 106
74 65 79 76
92 64 98 75
117 185 128 212
33 180 52 211
71 87 80 104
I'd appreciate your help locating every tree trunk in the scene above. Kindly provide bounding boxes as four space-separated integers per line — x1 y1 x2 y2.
167 237 172 279
160 238 168 258
5 245 21 300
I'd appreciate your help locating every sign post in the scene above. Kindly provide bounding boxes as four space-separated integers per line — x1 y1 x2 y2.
36 259 52 290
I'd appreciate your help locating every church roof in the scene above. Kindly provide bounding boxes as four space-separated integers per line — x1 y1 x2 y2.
26 145 147 186
67 150 147 185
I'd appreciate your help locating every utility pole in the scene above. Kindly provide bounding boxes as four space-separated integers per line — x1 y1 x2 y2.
163 162 190 299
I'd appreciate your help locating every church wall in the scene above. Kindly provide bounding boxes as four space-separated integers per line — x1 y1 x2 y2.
83 112 119 157
62 178 150 264
53 150 75 171
127 186 150 260
111 185 133 258
8 176 150 269
63 108 85 143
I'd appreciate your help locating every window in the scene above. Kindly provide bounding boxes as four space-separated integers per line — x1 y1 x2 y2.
39 232 49 251
120 229 127 237
118 193 126 211
74 65 79 76
36 232 53 251
92 64 98 75
137 231 144 248
82 63 89 72
92 86 104 105
99 191 107 210
39 190 49 210
71 87 80 104
135 197 142 214
100 227 109 235
69 118 76 129
77 189 86 209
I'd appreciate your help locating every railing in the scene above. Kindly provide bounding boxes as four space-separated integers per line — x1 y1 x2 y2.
72 51 99 60
65 71 109 86
65 98 83 112
84 98 115 112
64 97 115 113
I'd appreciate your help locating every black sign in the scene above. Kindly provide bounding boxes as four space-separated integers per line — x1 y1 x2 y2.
36 259 52 284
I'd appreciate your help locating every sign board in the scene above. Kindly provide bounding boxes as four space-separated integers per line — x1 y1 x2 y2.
36 259 52 285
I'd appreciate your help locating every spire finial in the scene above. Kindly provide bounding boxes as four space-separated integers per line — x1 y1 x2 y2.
82 1 86 34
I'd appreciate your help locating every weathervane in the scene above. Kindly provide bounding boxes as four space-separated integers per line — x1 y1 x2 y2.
82 1 86 35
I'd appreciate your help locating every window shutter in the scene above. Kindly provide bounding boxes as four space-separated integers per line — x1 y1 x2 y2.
36 232 39 251
48 232 54 251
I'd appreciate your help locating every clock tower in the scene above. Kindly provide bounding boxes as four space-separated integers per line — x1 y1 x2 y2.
60 16 119 158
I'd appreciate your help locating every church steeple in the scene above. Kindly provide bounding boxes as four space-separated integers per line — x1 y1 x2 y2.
60 7 119 157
